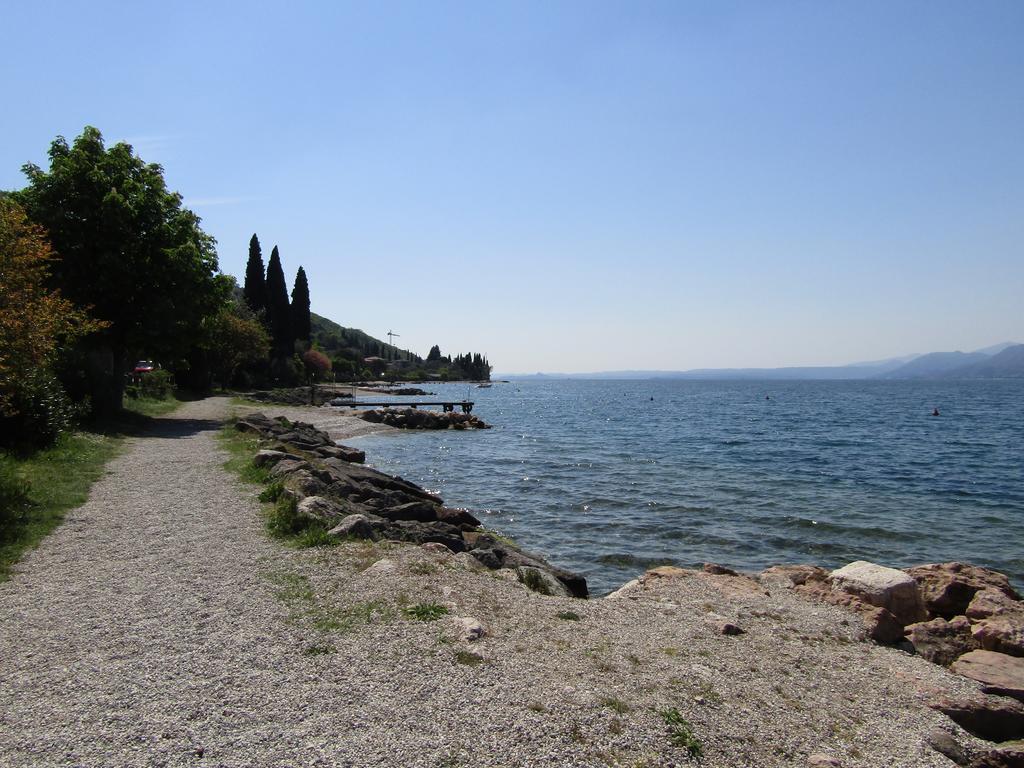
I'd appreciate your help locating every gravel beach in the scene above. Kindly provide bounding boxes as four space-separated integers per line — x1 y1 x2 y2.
0 398 990 767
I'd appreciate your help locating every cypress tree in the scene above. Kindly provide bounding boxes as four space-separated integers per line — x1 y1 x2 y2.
243 234 267 315
290 266 311 343
265 246 292 356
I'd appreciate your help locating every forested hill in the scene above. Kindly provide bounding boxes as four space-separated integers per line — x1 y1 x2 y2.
310 313 492 381
310 313 423 364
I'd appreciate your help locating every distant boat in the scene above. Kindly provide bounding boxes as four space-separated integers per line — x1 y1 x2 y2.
477 383 493 388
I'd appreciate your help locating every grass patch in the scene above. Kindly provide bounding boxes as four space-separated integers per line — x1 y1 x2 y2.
122 395 182 419
557 610 582 621
258 481 285 503
0 432 122 581
658 707 703 758
302 645 333 656
219 425 334 549
402 602 450 621
265 569 393 633
517 567 553 595
454 649 483 666
600 696 631 714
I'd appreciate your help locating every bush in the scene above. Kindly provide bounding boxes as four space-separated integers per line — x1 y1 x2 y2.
125 369 175 400
0 458 32 542
0 369 77 452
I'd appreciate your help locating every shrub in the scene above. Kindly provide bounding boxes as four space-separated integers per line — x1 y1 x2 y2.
0 369 78 452
125 369 175 400
266 495 304 537
658 707 703 757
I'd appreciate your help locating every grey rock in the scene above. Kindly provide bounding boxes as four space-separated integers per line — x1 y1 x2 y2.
926 730 971 767
253 449 301 468
453 617 488 642
829 560 927 625
469 548 504 570
328 514 376 540
269 459 313 478
296 496 348 524
376 501 441 523
515 566 570 598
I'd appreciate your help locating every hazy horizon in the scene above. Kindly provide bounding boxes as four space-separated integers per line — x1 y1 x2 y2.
3 2 1022 373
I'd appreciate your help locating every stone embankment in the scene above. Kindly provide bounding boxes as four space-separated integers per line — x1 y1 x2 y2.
357 407 490 430
245 386 337 406
235 412 582 597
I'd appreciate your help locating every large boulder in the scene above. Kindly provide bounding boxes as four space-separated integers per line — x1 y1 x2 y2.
952 651 1024 702
906 616 980 666
387 520 466 552
829 560 928 625
296 496 360 525
315 445 366 463
327 514 377 540
906 562 1020 619
968 590 1024 658
375 501 441 523
862 606 906 644
970 740 1024 768
929 693 1024 743
253 449 303 468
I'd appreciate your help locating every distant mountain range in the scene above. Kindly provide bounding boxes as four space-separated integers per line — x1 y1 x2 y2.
499 342 1024 381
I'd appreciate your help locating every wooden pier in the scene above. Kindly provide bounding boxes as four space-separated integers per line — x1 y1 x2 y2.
340 401 475 413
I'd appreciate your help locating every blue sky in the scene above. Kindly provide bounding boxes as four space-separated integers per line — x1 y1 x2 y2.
3 1 1022 372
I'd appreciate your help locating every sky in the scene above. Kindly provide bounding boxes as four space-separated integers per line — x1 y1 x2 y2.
2 1 1022 373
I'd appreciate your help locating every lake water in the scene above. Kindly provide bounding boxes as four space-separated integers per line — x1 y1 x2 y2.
346 379 1024 595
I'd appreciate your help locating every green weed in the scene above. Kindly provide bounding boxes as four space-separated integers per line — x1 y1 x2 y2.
517 567 552 595
403 602 450 621
658 707 703 758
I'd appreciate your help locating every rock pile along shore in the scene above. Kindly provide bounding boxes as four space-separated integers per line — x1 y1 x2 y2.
750 560 1024 764
235 407 1024 766
234 412 583 597
245 387 336 406
356 407 490 430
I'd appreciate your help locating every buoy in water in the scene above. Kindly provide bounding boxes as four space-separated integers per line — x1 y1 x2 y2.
932 408 940 417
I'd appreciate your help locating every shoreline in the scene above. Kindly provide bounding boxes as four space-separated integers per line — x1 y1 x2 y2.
228 400 1024 765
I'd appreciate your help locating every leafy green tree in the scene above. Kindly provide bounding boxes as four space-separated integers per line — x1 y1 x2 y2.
204 297 270 389
0 199 105 448
15 126 226 414
243 234 268 316
265 246 291 357
290 266 311 343
427 345 442 362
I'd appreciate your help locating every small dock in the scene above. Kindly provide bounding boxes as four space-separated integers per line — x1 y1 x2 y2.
340 401 475 413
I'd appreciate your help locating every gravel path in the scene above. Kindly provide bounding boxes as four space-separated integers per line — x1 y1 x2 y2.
0 398 985 767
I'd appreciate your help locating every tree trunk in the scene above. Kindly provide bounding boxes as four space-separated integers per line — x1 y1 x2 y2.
86 347 125 417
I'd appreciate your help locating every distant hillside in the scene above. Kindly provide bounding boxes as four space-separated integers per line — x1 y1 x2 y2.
944 344 1024 379
310 313 422 363
500 342 1024 381
881 351 989 379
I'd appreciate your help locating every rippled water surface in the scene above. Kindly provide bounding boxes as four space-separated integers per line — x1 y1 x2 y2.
348 380 1024 595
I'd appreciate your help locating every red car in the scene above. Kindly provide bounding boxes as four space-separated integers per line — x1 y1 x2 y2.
133 360 157 374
